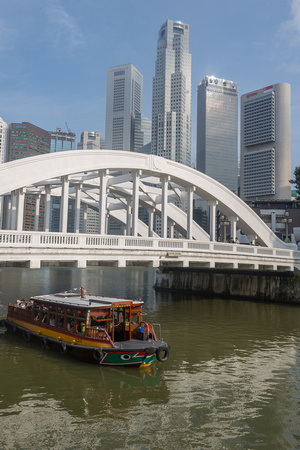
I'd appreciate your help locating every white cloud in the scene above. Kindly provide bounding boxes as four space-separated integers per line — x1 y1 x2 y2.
278 0 300 46
46 3 84 51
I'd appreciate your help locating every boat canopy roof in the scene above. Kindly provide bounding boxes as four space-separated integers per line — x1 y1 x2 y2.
30 292 144 309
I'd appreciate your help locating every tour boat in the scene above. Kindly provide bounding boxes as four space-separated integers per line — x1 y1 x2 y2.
1 287 170 367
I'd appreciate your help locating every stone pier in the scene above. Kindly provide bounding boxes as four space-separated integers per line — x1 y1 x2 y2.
154 267 300 304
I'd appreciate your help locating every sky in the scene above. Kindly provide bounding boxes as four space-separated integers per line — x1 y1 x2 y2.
0 0 299 174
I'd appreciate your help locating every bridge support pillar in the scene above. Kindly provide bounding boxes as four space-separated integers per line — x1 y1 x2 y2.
76 259 86 268
6 196 12 230
11 191 17 230
208 200 218 242
99 169 108 235
161 175 169 238
59 176 69 233
74 183 82 234
117 259 126 267
34 194 41 231
147 207 154 237
186 186 195 240
132 170 141 237
44 185 51 232
28 259 41 269
16 188 25 231
229 216 239 240
82 203 87 234
126 198 131 236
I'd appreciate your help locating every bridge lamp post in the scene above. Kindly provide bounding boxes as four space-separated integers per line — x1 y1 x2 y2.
220 215 230 243
282 212 292 243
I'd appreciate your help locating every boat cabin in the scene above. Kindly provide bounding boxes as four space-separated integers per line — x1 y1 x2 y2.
8 290 152 344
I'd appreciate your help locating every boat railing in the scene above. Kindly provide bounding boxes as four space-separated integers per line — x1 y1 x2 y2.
85 326 114 345
8 304 32 322
151 323 161 341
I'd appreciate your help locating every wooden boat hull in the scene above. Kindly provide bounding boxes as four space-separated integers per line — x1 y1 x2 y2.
2 318 169 367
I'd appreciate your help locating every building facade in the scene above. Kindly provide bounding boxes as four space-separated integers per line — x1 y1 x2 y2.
5 122 51 230
133 113 151 152
105 64 143 151
77 131 101 150
50 128 76 153
7 122 51 162
0 117 8 164
196 76 238 193
151 20 192 166
0 118 8 228
240 83 291 201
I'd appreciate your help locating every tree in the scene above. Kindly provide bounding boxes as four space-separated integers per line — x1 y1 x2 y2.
290 166 300 201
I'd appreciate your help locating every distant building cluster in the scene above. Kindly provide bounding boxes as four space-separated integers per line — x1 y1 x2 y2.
0 19 296 238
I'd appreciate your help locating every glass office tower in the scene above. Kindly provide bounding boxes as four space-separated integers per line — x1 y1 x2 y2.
240 83 291 201
196 76 238 193
105 64 143 151
151 20 192 166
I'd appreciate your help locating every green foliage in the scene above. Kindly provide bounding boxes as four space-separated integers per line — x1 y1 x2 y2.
290 166 300 201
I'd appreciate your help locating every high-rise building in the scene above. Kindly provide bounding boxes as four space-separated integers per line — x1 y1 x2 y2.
133 113 151 152
50 128 76 152
151 20 192 166
240 83 291 201
105 64 143 151
5 122 51 230
0 117 8 164
0 118 8 228
7 122 51 162
77 131 101 150
196 76 238 193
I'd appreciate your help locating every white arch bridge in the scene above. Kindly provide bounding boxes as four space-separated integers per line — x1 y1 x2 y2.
0 150 299 270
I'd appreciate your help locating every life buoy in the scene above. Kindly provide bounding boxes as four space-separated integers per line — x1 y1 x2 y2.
23 331 31 341
93 349 104 362
60 343 67 354
41 337 48 348
156 346 170 363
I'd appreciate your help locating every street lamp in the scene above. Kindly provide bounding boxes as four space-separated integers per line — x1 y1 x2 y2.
282 211 292 243
220 215 230 243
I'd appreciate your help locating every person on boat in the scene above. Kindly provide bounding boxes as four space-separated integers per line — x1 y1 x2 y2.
50 315 55 326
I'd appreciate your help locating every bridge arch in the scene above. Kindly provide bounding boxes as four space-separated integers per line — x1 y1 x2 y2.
0 150 288 249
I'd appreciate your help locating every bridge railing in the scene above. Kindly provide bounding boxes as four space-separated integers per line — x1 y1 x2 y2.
0 230 298 261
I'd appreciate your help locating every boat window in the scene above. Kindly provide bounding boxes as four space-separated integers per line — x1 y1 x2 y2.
49 304 56 313
67 319 74 332
75 319 85 334
49 314 56 327
57 315 65 328
66 308 75 317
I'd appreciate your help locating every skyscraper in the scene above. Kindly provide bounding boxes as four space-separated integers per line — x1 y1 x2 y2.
105 64 143 151
196 76 238 193
0 117 8 164
151 20 192 166
240 83 291 201
0 118 8 229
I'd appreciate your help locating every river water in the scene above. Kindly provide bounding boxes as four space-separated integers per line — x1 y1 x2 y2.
1 266 300 449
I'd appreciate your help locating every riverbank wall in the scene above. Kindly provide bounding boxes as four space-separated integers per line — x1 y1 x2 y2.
154 267 300 304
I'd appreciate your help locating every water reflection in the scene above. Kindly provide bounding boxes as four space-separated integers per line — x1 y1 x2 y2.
1 267 300 448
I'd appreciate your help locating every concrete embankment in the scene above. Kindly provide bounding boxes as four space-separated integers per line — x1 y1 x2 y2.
154 267 300 304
